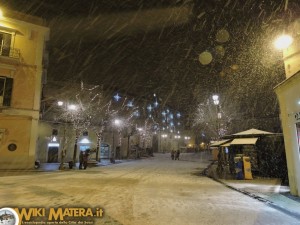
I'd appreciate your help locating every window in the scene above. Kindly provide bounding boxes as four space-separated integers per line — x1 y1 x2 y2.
0 32 12 57
0 76 13 107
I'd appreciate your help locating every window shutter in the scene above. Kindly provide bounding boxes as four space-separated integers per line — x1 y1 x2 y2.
0 77 4 96
3 77 13 106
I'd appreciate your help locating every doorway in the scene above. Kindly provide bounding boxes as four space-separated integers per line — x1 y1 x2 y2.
47 147 58 163
100 143 110 159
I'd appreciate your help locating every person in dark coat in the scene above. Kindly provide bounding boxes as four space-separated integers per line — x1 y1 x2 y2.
171 150 175 160
83 149 90 169
175 150 180 160
79 151 84 169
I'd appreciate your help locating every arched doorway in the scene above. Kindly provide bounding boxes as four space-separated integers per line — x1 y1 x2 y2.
100 143 110 159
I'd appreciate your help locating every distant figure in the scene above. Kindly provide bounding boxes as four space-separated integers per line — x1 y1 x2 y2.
171 150 175 160
175 150 180 160
79 151 84 169
83 149 90 169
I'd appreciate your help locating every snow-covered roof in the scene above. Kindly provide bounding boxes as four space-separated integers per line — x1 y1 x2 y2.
232 128 274 136
230 138 258 145
210 139 231 147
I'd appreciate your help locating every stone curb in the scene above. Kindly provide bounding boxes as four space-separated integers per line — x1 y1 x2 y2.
204 163 300 220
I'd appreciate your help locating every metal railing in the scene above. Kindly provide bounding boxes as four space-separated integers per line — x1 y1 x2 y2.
0 48 21 60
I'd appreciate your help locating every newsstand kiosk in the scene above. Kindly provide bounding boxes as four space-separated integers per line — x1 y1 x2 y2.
234 156 253 180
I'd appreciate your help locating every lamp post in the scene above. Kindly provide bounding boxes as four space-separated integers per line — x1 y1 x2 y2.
111 119 122 162
161 134 167 153
57 100 79 168
212 95 220 140
175 135 181 151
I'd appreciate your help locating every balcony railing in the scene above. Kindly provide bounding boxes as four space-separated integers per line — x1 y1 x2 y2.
0 48 21 60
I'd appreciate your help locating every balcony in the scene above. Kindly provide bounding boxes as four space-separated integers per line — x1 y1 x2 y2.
0 48 21 60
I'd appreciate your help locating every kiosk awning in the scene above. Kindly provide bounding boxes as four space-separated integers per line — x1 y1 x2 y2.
230 138 258 145
221 142 231 147
232 128 273 136
210 139 230 147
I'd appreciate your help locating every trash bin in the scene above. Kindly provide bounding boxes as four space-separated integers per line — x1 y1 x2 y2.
34 160 40 169
68 161 74 169
234 156 244 180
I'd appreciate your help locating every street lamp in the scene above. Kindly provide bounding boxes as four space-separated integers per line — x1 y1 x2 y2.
57 100 80 168
274 34 293 50
212 95 219 105
114 119 121 126
161 134 167 153
212 95 220 140
175 135 181 151
57 101 64 106
137 127 146 149
57 101 78 111
111 119 122 162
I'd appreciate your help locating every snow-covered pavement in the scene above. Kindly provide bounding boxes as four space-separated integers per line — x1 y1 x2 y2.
0 153 299 225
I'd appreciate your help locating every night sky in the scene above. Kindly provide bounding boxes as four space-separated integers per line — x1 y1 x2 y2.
2 0 299 134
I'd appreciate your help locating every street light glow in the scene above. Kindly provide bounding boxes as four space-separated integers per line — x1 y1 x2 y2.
274 34 293 50
214 99 219 105
218 112 222 119
68 104 77 110
212 95 219 101
212 95 220 105
114 119 121 126
57 101 64 106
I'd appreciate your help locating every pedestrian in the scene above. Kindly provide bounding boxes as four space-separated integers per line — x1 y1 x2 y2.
175 150 180 160
171 150 175 160
79 151 84 169
83 149 90 169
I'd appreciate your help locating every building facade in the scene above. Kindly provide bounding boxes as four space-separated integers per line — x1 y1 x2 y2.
0 9 49 169
37 121 150 164
275 18 300 196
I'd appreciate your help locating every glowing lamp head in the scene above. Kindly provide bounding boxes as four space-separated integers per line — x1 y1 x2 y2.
212 95 219 105
274 34 293 50
212 95 219 101
68 104 77 111
114 119 121 126
57 101 64 106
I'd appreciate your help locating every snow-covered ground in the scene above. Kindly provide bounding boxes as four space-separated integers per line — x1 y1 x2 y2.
0 152 299 225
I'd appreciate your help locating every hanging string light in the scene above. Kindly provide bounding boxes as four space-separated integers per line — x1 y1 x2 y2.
113 93 121 102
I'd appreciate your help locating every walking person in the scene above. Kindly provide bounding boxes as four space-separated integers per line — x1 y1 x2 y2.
175 150 180 160
83 149 90 170
79 151 84 169
171 150 175 160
